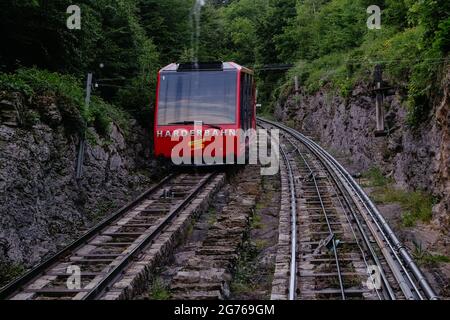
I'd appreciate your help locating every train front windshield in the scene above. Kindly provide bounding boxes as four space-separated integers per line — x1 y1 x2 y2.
157 71 237 125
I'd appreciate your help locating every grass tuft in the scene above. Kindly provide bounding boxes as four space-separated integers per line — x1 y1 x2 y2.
413 243 450 267
0 262 25 288
363 167 435 227
250 213 263 229
0 68 130 136
363 167 391 187
230 241 259 295
149 277 170 300
373 188 434 227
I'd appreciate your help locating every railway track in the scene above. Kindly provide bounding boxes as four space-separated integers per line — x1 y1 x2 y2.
0 171 223 300
0 118 439 301
259 117 438 300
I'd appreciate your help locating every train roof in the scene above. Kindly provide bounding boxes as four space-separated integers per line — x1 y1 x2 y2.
159 62 253 74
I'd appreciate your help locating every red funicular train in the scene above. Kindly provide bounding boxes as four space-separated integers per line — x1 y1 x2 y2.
154 62 256 165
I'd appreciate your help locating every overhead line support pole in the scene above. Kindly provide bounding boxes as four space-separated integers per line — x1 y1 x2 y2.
76 72 93 180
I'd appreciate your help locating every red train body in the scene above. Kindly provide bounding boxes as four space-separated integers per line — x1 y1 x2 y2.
153 62 256 165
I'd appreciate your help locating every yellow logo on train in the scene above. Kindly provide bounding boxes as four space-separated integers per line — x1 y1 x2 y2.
189 139 205 150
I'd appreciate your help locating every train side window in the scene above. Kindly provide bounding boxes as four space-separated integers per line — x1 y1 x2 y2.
240 72 249 131
240 74 244 130
249 75 254 127
243 74 246 130
246 74 249 130
246 74 251 130
240 72 254 131
247 74 251 129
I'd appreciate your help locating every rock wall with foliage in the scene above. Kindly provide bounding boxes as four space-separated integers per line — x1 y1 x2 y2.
268 0 449 235
275 66 449 233
0 91 160 285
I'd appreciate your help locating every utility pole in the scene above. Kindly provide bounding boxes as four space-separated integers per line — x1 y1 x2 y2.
294 76 300 95
294 76 301 110
85 73 93 107
255 89 262 109
373 65 386 136
76 72 93 179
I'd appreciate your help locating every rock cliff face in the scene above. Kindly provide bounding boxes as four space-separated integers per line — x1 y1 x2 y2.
0 92 158 268
275 68 449 233
433 70 450 235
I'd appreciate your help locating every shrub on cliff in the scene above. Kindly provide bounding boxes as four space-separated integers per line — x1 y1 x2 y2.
0 68 129 135
276 0 449 126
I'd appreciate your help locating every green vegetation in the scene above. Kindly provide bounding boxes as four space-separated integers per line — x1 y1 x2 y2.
0 0 191 129
230 238 274 298
185 223 195 238
2 1 446 129
363 166 391 187
250 213 263 229
230 241 259 295
276 0 449 125
254 239 268 250
0 262 25 288
364 167 435 227
413 243 450 267
22 110 41 128
375 188 434 227
0 68 129 135
207 207 218 226
90 199 116 221
148 277 171 300
193 1 448 126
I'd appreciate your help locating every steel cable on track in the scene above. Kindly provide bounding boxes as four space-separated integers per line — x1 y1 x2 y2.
283 136 346 300
284 134 387 300
258 117 438 300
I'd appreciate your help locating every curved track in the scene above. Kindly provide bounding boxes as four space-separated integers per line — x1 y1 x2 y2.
1 118 439 301
259 117 438 300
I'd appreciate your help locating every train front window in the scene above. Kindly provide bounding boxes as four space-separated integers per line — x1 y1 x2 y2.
157 71 237 125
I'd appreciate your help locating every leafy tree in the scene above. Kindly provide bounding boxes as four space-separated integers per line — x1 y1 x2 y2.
196 3 228 62
0 0 161 123
1 0 447 127
138 0 192 64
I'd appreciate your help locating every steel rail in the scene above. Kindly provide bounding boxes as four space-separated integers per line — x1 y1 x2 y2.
262 117 438 299
0 174 176 299
287 136 391 300
323 167 392 300
83 172 217 299
311 146 422 299
331 181 386 300
265 120 417 299
258 117 438 300
284 136 346 300
314 154 409 300
279 146 297 300
324 163 437 300
260 119 420 299
314 145 420 299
